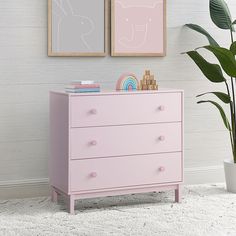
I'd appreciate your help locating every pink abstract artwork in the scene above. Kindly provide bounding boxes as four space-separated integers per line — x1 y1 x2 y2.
112 0 166 56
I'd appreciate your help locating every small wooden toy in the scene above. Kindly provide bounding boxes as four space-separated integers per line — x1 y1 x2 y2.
139 70 158 90
116 73 139 91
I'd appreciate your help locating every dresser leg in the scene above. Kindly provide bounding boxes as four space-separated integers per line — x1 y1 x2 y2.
175 185 182 203
68 196 75 214
51 187 58 203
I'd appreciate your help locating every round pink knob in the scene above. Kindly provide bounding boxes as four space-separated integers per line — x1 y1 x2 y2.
90 140 97 146
90 172 97 178
159 136 165 141
159 166 165 172
159 106 165 111
90 109 97 115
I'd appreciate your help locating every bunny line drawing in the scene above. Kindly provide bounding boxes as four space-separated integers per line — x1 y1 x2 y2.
52 0 94 52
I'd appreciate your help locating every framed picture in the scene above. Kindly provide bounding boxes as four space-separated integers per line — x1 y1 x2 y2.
111 0 166 57
48 0 108 56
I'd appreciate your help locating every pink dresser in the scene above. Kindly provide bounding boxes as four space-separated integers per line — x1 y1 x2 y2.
50 89 184 214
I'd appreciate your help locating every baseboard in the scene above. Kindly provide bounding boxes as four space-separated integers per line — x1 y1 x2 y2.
0 178 50 199
0 166 225 199
184 165 225 184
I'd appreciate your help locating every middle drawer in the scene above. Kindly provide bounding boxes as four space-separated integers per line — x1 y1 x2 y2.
70 123 182 159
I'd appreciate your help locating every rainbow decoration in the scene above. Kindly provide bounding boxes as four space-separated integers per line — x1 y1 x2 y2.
116 73 139 91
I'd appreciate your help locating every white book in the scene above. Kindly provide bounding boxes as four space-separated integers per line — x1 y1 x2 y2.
72 80 95 85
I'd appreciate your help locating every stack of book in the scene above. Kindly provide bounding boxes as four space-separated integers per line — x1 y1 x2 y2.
65 80 100 93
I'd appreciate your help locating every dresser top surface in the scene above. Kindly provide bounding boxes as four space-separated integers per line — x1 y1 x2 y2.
51 88 184 97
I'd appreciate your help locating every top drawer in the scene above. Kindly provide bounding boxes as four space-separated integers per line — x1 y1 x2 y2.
70 92 182 127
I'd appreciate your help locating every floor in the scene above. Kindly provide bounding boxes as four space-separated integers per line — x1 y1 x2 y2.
0 184 235 236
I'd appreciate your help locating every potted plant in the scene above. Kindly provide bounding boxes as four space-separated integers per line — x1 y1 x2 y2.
184 0 236 192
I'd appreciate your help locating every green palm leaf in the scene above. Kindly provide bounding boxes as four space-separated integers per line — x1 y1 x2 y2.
210 0 234 31
197 100 231 130
185 24 219 46
202 45 236 77
185 50 226 83
230 41 236 56
197 92 231 103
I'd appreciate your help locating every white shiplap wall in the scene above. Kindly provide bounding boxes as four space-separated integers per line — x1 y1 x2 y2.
0 0 236 198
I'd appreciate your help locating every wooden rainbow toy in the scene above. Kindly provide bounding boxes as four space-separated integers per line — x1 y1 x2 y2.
116 73 139 91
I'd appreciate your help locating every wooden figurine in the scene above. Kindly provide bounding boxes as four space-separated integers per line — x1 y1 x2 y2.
139 70 158 90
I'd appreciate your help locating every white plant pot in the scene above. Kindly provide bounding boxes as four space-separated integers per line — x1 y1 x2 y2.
224 159 236 193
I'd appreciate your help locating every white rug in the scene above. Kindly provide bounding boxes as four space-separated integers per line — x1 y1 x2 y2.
0 184 236 236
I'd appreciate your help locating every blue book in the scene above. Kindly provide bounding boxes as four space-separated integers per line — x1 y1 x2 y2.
65 88 100 93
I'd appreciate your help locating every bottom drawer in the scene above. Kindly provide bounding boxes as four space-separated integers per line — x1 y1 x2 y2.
70 152 182 192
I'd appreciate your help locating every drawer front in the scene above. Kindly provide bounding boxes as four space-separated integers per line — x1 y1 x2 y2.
70 123 182 159
70 93 182 127
70 152 182 192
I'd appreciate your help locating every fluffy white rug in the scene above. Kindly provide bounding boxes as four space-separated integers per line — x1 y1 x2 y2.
0 184 236 236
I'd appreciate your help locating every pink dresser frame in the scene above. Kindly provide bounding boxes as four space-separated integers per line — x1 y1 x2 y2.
50 90 184 214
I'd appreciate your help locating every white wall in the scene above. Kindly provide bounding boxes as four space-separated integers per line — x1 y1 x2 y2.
0 0 236 198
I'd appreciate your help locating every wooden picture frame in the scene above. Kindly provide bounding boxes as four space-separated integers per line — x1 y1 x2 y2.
111 0 166 57
48 0 108 57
